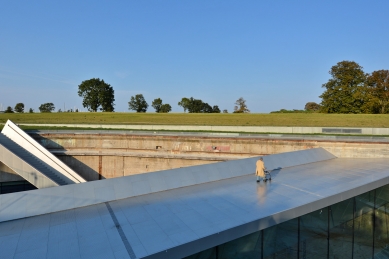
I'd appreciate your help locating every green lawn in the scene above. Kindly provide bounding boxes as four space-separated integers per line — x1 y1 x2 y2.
0 112 388 128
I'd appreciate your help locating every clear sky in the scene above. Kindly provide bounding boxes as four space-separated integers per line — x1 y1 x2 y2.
1 1 388 113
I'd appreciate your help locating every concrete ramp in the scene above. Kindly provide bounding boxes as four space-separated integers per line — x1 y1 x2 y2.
0 120 85 188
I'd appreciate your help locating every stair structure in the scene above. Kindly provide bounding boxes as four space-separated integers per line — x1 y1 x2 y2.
0 120 85 188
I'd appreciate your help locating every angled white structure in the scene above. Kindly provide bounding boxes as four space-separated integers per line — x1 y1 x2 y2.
0 120 85 188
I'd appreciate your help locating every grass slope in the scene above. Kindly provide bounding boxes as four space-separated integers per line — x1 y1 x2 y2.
1 113 388 128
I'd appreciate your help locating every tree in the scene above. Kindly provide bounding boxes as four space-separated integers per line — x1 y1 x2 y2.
29 108 34 113
151 98 163 113
78 78 115 112
319 61 368 113
160 104 172 113
304 102 321 111
39 103 55 113
4 106 14 113
178 97 190 112
187 98 204 113
212 105 221 113
128 94 148 112
202 103 213 113
365 70 389 114
184 97 220 113
14 103 24 113
223 109 228 113
233 97 250 113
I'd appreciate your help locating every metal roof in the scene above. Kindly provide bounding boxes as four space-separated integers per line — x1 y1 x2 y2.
1 152 389 258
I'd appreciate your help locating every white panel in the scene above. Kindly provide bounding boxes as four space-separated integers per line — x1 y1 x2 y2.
1 120 86 184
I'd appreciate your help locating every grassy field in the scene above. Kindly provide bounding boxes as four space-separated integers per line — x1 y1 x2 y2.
0 112 389 128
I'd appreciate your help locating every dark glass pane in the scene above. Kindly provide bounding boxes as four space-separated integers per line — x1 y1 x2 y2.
218 231 261 259
0 180 36 194
354 191 374 259
300 207 328 259
329 198 353 258
374 203 389 257
375 184 389 208
183 247 216 259
263 218 298 259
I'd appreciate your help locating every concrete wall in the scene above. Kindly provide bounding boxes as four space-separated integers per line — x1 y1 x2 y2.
57 155 219 181
18 123 389 135
21 133 389 181
0 162 24 182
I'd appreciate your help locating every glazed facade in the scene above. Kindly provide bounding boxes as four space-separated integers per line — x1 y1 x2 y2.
185 184 389 259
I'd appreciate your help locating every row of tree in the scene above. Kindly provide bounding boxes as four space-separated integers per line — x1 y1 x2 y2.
310 61 389 114
4 78 251 114
77 78 250 113
3 103 55 113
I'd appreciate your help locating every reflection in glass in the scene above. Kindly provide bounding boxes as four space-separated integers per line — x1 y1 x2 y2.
183 247 216 259
182 183 389 259
329 198 354 258
300 207 328 258
218 231 261 259
354 191 374 258
374 185 389 256
263 218 298 259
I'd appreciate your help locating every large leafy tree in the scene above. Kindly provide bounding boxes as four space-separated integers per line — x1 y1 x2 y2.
14 103 24 113
151 98 163 112
4 106 14 113
320 61 368 113
185 97 218 113
178 97 190 112
39 103 55 113
160 104 172 113
233 97 250 113
78 78 115 112
212 105 221 113
187 98 204 113
128 94 148 112
152 98 172 113
365 70 389 114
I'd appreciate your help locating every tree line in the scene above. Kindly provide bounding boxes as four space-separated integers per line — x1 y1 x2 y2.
5 78 252 114
3 103 56 113
75 78 250 113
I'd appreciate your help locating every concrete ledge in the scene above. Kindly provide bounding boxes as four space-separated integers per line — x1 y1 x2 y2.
19 123 389 135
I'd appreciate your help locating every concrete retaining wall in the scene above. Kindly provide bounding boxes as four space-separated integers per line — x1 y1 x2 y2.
22 133 389 181
18 123 389 135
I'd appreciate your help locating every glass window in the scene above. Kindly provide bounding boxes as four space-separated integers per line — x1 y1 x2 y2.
354 191 374 258
218 231 261 259
300 207 328 259
183 247 217 259
329 198 354 258
263 218 298 259
375 184 389 208
374 184 389 256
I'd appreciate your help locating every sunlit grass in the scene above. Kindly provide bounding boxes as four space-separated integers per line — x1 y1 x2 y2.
0 112 388 127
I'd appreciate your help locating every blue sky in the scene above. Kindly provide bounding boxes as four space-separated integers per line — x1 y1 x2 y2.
1 1 388 113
